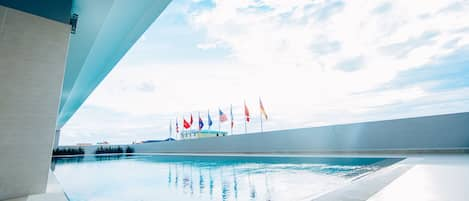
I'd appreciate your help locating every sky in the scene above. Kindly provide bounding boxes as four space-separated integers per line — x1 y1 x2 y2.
60 0 469 145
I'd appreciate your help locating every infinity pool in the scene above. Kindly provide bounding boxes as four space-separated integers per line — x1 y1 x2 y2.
52 155 399 201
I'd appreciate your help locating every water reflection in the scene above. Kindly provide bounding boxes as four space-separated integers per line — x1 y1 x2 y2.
94 154 123 161
175 164 179 188
50 156 83 171
168 164 172 187
248 173 256 200
199 169 205 194
264 168 272 201
52 155 400 201
165 164 268 201
233 167 238 200
209 168 214 200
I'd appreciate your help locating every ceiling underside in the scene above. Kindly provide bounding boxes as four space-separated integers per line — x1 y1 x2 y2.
57 0 171 128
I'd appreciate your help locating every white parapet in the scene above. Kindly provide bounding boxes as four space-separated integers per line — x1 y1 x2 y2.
132 112 469 154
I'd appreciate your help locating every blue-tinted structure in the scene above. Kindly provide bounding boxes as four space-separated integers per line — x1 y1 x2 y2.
56 0 171 128
0 0 173 128
0 0 72 23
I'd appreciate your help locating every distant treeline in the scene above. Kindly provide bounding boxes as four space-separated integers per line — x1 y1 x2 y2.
52 146 135 156
53 147 85 156
95 146 134 155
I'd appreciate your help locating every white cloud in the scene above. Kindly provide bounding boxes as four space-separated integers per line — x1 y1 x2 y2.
196 42 218 50
60 0 469 145
192 0 469 85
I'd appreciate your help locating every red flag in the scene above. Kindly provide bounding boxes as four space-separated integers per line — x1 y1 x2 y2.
190 114 193 125
183 118 191 129
244 101 250 122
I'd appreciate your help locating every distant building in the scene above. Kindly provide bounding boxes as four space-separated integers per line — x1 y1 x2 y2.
96 141 109 145
141 138 176 143
180 130 228 140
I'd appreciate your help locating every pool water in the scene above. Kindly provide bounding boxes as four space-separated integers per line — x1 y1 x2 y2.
51 155 398 201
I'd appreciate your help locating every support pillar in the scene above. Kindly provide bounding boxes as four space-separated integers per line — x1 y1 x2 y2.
53 129 61 149
0 4 70 200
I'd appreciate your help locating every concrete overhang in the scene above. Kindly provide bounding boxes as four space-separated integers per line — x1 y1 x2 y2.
0 0 72 24
57 0 171 128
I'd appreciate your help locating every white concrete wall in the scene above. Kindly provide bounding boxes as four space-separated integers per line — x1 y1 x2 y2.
131 112 469 154
0 6 69 200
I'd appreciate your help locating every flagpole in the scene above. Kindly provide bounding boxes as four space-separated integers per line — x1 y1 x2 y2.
260 111 263 133
259 97 263 133
230 104 233 135
169 120 172 139
190 114 193 139
244 118 247 134
177 117 180 140
218 108 221 135
182 116 187 140
186 114 188 139
191 113 194 139
244 101 248 134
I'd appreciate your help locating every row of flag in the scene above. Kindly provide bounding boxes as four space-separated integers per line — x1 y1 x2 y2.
173 98 268 135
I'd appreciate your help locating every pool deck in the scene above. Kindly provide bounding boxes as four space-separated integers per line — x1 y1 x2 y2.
312 153 469 201
366 154 469 201
3 171 68 201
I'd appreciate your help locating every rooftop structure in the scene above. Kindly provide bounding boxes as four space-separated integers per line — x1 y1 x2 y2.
1 0 469 201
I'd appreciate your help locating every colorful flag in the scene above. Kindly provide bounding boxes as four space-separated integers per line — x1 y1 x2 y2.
175 118 179 133
259 98 268 120
244 101 250 122
183 118 191 129
198 113 204 130
208 110 213 128
230 104 234 128
190 114 194 126
219 108 228 122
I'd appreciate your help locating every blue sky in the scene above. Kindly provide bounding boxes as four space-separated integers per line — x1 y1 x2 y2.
60 0 469 145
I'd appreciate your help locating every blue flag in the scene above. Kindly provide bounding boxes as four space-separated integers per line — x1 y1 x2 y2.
198 113 204 130
207 110 213 128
